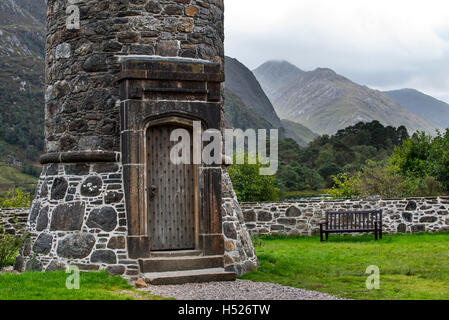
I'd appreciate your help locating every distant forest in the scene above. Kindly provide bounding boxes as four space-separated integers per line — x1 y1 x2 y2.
277 121 409 192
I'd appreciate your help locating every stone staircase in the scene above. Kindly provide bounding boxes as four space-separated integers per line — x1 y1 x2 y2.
139 250 236 285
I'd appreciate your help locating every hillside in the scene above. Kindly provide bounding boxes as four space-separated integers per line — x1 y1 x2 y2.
224 88 275 131
281 119 318 147
224 57 283 128
384 89 449 129
224 56 321 146
0 0 46 165
254 60 440 136
0 165 38 195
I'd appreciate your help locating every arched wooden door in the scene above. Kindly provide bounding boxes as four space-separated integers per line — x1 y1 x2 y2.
146 123 197 251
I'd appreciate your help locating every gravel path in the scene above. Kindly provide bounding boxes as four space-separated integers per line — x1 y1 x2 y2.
142 280 343 300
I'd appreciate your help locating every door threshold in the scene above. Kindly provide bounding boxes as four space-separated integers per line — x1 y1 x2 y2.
149 249 203 258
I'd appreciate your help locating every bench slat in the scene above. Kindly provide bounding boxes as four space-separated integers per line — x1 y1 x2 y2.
321 210 383 238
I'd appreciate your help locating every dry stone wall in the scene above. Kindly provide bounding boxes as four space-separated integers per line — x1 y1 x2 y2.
241 197 449 236
0 208 29 236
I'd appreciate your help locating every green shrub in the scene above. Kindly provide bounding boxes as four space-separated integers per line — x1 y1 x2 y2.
0 227 27 269
357 162 406 198
228 156 279 202
390 131 433 178
390 129 449 192
401 176 445 197
327 173 361 199
328 161 445 199
0 189 31 208
429 130 449 191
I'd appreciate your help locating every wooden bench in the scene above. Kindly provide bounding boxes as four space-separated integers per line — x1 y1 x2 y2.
320 210 383 241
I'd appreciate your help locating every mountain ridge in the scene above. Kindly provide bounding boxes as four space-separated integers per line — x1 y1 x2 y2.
224 56 318 146
0 0 46 166
254 60 441 135
384 88 449 129
224 56 283 129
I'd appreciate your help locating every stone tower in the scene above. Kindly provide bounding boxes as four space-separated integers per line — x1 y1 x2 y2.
18 0 258 283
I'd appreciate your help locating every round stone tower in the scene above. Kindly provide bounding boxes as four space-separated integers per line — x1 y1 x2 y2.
44 0 224 154
18 0 258 282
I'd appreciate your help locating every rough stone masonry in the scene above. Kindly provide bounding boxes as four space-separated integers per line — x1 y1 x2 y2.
240 197 449 236
17 0 258 280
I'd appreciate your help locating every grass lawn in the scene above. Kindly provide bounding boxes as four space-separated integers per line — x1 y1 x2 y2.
0 271 166 300
240 233 449 300
0 165 38 196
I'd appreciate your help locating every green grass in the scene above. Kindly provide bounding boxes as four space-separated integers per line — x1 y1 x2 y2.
0 271 166 300
240 233 449 300
0 165 38 196
0 166 37 185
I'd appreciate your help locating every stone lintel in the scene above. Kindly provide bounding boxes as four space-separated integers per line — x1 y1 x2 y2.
40 151 120 164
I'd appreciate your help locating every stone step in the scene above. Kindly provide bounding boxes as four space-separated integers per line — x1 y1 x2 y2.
139 255 224 273
143 268 236 285
149 250 203 258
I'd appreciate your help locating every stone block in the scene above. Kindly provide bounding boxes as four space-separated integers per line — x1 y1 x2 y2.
50 202 85 231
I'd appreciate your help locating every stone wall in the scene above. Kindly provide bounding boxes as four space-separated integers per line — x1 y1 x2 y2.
16 168 258 277
221 170 259 275
22 0 238 280
18 161 135 276
0 208 29 235
241 197 449 236
45 0 224 154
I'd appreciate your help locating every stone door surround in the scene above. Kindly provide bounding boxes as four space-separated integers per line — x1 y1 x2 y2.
118 56 225 259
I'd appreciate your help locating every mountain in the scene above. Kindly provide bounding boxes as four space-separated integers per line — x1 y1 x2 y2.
224 57 282 128
0 0 46 166
224 57 320 146
281 119 318 147
254 60 440 135
384 89 449 129
224 88 274 131
0 0 45 58
252 60 305 101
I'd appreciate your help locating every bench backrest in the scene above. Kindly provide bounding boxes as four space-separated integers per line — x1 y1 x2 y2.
325 210 382 231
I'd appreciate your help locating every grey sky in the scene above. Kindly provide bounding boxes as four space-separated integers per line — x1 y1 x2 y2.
224 0 449 103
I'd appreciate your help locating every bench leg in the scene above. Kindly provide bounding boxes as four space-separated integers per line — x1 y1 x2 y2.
325 232 329 241
374 222 378 240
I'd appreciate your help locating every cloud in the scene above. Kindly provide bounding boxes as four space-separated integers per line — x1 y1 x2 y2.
224 0 449 103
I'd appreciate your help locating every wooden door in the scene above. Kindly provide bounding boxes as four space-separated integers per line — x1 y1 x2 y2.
146 124 196 251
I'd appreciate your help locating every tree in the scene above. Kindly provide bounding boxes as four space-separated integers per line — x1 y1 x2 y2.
390 131 434 178
318 162 341 186
315 147 336 168
429 129 449 191
228 157 279 202
389 130 449 193
276 161 324 191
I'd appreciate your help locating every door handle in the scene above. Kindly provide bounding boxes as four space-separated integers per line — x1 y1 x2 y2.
149 185 157 199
